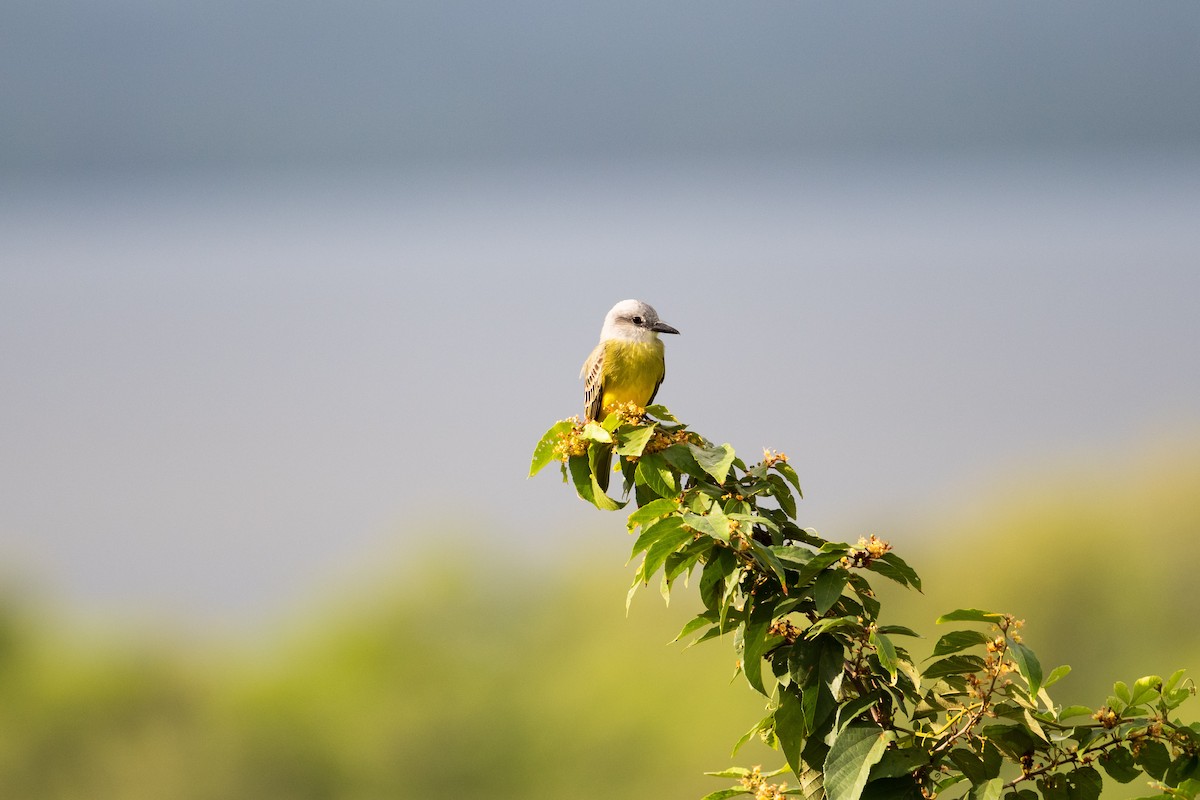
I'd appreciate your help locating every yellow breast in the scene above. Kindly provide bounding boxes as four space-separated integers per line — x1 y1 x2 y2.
600 339 665 411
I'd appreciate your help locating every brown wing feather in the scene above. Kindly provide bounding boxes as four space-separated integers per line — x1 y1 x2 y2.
647 361 665 407
581 342 606 421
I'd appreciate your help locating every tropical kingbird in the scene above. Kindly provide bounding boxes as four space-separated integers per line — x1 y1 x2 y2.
581 299 680 422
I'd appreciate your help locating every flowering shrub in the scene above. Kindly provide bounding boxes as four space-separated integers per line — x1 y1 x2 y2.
532 406 1198 800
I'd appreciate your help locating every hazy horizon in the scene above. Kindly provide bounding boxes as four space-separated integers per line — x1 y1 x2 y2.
3 152 1199 627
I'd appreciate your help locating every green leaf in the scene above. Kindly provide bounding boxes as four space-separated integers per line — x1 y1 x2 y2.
626 497 679 532
1035 774 1069 800
1043 664 1071 689
773 460 803 497
870 630 898 681
966 778 1003 800
823 724 892 800
864 558 911 588
1166 753 1200 785
775 689 807 774
568 453 592 496
631 516 685 558
707 503 734 540
1134 740 1172 780
810 638 845 732
1057 705 1093 720
950 748 987 785
638 522 696 584
877 624 920 638
869 747 929 780
878 554 921 592
1061 766 1102 800
813 568 849 614
1113 680 1132 704
932 629 991 656
673 612 716 643
981 724 1037 761
793 737 829 800
788 636 825 689
659 442 705 479
748 539 789 588
1022 709 1048 743
635 452 677 498
922 654 987 680
835 691 882 733
529 419 574 477
580 420 613 442
771 546 814 568
643 403 677 421
933 773 967 796
1130 675 1163 706
794 549 849 590
614 422 656 456
688 441 737 484
705 767 752 779
682 511 731 542
861 552 921 592
698 789 750 800
1099 747 1142 784
1008 640 1042 698
567 453 623 510
731 712 772 757
936 608 1004 624
765 474 798 518
728 510 778 532
598 409 624 431
664 536 713 583
981 741 1002 780
860 777 923 800
806 615 863 638
699 548 738 611
741 598 777 696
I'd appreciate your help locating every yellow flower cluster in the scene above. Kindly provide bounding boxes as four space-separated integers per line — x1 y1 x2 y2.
768 619 802 644
1006 616 1025 644
965 650 1018 699
644 427 699 454
739 766 790 800
760 448 788 468
839 535 891 568
1093 706 1120 729
603 401 648 424
552 419 589 461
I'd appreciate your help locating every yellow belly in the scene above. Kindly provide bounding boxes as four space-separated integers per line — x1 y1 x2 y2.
601 339 665 411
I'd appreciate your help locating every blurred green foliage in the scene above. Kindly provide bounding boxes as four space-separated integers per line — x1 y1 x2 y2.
0 541 770 800
885 446 1200 711
0 444 1196 799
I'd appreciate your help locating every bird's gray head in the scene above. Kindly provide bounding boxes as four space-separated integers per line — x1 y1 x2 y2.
600 299 680 342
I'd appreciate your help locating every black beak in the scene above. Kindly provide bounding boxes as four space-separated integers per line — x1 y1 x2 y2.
651 321 680 335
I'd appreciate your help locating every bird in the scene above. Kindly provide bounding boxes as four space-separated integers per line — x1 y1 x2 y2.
581 299 680 423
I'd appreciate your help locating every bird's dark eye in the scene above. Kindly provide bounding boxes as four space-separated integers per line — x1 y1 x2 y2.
632 316 643 325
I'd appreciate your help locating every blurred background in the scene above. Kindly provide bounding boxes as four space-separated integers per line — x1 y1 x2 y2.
2 2 1199 797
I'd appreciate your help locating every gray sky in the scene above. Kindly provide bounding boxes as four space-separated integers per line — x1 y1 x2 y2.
2 2 1199 175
